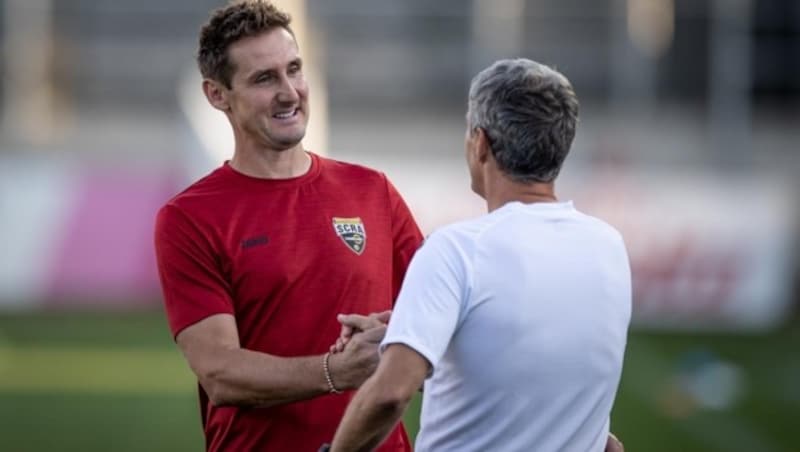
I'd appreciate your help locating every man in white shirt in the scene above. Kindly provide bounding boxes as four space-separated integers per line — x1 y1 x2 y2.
329 59 632 452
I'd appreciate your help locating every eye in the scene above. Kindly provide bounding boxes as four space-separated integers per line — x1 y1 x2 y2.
288 62 302 75
255 72 276 83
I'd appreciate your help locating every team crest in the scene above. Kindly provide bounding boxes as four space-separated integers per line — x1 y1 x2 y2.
332 217 367 255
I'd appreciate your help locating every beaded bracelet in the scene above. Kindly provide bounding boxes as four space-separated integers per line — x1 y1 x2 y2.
323 352 342 394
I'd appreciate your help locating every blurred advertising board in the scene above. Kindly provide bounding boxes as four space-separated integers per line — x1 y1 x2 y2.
1 156 796 333
565 167 797 332
0 157 179 308
390 162 798 333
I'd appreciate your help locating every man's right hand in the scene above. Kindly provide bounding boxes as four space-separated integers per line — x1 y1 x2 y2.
330 310 391 354
327 324 387 390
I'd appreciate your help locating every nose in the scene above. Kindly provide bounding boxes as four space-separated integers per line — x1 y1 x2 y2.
276 76 300 104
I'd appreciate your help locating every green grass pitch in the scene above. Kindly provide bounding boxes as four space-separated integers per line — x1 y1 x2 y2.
0 311 797 452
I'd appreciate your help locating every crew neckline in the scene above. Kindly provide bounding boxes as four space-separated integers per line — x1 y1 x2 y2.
503 200 575 211
221 151 322 188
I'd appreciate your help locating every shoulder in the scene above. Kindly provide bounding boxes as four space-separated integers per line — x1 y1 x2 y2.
161 163 235 210
317 155 388 186
571 208 626 244
156 165 230 227
432 209 516 245
421 214 496 260
163 165 230 209
317 156 386 180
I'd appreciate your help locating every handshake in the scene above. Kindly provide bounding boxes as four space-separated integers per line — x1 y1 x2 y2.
329 310 392 355
321 310 392 393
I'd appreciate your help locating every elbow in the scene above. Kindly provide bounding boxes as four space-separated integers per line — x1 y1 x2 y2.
198 365 277 408
374 398 407 419
198 367 240 407
365 367 420 416
205 384 238 407
372 386 414 417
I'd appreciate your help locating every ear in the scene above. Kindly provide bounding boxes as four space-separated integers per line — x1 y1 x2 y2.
474 128 491 164
202 79 230 112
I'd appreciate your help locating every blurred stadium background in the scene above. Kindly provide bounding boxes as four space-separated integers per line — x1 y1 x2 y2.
0 0 798 451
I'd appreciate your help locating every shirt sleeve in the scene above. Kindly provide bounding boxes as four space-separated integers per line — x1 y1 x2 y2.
381 228 471 375
154 204 235 339
384 176 424 303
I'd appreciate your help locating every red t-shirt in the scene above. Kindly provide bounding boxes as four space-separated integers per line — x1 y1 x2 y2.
155 153 422 451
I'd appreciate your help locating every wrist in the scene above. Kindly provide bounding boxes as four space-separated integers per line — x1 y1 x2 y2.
323 352 343 394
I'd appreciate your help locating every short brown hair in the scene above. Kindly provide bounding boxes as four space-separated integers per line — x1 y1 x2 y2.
197 1 293 88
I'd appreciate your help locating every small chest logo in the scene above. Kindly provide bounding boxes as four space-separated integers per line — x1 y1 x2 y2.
332 217 367 255
241 235 269 249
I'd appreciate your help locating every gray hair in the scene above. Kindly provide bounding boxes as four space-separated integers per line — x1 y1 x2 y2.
467 59 579 183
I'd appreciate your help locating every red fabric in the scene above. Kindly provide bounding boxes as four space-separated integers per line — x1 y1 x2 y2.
155 153 422 451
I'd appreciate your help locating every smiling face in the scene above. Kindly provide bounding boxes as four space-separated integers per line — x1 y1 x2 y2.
211 27 309 152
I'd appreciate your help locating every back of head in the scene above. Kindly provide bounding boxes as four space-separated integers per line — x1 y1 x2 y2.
467 59 579 183
197 0 293 88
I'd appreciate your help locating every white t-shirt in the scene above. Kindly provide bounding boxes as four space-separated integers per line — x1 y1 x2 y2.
382 201 631 452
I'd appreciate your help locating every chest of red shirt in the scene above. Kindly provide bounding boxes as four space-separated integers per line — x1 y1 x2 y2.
210 185 396 352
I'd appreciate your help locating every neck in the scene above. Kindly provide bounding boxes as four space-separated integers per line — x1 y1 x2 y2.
229 143 310 179
485 176 557 212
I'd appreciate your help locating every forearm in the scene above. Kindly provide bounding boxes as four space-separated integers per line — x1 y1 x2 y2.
178 314 355 408
330 376 410 452
330 344 429 451
199 347 330 407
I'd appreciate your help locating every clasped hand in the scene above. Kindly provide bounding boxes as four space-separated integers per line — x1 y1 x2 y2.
329 310 391 354
321 310 391 390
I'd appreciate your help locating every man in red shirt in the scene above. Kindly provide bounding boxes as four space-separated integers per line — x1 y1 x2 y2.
154 2 422 450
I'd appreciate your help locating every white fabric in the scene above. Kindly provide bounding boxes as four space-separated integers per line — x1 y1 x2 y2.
382 201 631 452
